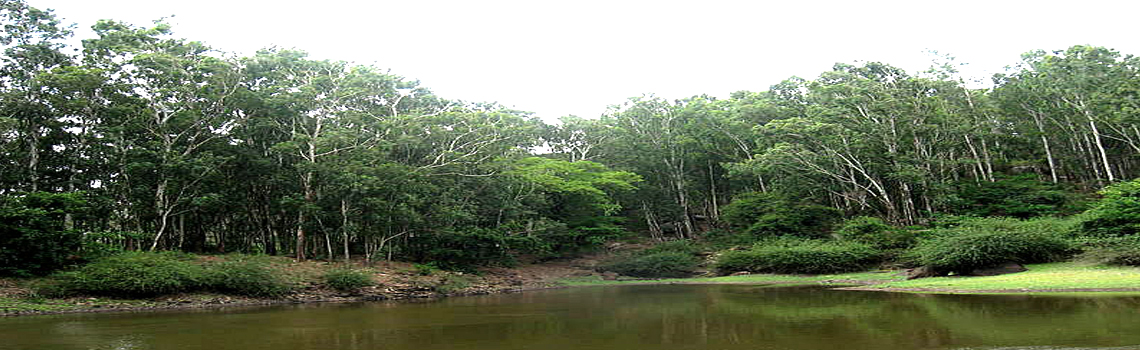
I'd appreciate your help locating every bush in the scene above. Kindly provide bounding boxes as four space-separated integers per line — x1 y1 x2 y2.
713 239 879 275
836 216 916 249
403 228 535 271
641 240 702 255
323 269 373 292
599 251 699 278
433 274 473 294
907 217 1074 273
1080 179 1140 238
720 192 842 241
201 259 294 297
1075 236 1140 266
721 192 785 228
0 192 87 277
948 174 1083 218
45 251 204 297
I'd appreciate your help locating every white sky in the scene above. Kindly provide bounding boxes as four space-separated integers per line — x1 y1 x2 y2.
29 0 1140 122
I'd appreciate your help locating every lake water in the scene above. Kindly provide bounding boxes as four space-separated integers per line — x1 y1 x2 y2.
3 284 1140 350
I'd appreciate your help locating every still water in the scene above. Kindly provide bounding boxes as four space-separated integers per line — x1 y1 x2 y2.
3 284 1140 350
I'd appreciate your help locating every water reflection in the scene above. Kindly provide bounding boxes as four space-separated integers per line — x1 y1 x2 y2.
2 285 1140 350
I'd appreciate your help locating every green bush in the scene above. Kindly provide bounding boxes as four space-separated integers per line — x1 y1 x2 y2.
1075 236 1140 266
721 193 841 239
404 228 536 271
433 274 473 294
908 217 1074 273
1080 179 1140 238
836 216 916 249
201 259 294 297
721 192 785 228
948 174 1083 218
45 251 204 297
323 269 373 292
641 240 702 255
0 192 87 277
713 239 879 275
599 251 699 278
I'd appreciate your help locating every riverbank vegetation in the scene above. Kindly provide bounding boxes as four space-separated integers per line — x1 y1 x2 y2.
5 0 1140 302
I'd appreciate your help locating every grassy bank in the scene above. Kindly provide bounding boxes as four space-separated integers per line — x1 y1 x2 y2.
0 253 594 316
558 270 905 287
560 262 1140 294
857 262 1140 293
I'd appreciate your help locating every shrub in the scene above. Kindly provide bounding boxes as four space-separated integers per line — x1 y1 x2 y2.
45 251 204 297
642 240 702 255
1076 236 1140 266
0 192 87 277
201 259 293 297
721 192 785 228
403 228 534 271
323 269 374 292
599 251 699 278
433 274 473 294
908 217 1074 273
836 216 916 249
1080 179 1140 238
722 193 841 239
948 174 1083 218
713 239 879 275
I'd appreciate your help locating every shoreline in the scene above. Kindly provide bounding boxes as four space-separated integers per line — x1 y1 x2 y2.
8 261 1140 317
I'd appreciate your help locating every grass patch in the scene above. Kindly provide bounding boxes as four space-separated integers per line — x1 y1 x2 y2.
0 296 159 314
557 270 904 287
872 262 1140 291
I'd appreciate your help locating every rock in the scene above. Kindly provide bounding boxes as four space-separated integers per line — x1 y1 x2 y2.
905 266 943 280
968 262 1027 276
601 271 619 280
730 271 751 276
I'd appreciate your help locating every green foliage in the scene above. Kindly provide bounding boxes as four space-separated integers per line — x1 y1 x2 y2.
405 228 536 271
721 192 841 241
948 174 1081 218
44 251 204 297
323 269 374 292
598 240 704 278
1080 179 1140 238
599 251 700 278
836 216 916 249
433 274 473 294
1075 235 1140 266
744 204 841 239
908 217 1074 273
201 259 294 297
0 192 87 277
721 192 783 228
413 263 441 276
641 240 702 255
714 239 880 275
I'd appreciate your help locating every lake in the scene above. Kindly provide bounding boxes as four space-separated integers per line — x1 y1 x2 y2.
3 284 1140 350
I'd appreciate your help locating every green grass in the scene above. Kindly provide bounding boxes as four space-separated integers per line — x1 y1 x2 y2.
561 262 1140 295
0 296 160 314
865 262 1140 292
557 270 904 287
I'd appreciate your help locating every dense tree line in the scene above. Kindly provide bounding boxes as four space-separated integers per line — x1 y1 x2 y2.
4 1 1140 274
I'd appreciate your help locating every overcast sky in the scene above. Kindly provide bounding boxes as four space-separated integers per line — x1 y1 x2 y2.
29 0 1140 122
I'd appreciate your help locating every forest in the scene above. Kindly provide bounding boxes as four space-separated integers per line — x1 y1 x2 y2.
4 0 1140 279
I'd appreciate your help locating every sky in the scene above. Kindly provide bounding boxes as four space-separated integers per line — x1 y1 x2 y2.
28 0 1140 122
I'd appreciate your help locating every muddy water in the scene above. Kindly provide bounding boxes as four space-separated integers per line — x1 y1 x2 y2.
3 284 1140 350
